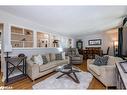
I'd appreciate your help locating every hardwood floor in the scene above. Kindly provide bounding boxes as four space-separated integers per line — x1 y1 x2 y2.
0 60 105 89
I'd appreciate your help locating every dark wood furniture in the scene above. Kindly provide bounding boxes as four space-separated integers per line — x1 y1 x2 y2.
5 56 27 85
103 47 110 55
79 47 103 59
76 40 83 50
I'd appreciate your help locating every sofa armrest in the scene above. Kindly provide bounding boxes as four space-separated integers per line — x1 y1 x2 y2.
87 59 95 65
100 65 116 71
26 59 35 67
99 65 116 86
26 59 39 80
87 59 95 71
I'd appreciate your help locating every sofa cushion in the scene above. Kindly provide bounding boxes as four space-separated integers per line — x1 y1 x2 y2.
54 60 68 64
42 55 48 64
107 56 115 65
45 54 50 62
93 55 108 66
50 53 56 61
39 60 68 72
61 52 66 60
39 63 57 72
55 53 62 60
71 56 81 61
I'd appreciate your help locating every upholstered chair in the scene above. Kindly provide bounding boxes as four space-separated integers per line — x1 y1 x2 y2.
64 48 83 64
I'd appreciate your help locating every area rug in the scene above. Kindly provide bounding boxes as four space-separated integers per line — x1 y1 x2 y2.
32 71 93 89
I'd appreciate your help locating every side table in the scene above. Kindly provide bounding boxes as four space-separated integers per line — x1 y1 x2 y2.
5 56 27 85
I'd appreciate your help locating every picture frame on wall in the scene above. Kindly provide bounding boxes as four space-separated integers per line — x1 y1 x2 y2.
88 39 102 45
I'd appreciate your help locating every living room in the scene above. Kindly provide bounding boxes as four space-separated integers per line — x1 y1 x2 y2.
0 2 127 95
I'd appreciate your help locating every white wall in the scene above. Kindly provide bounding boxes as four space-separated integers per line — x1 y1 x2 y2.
0 10 75 49
0 10 75 81
76 29 118 56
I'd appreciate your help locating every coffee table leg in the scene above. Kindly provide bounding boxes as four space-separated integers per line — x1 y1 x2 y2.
56 73 65 79
72 72 80 83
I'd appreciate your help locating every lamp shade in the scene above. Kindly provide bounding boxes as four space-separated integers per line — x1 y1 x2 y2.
114 41 118 47
4 43 12 52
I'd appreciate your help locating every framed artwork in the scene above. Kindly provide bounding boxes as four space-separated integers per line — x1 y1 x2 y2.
88 39 102 45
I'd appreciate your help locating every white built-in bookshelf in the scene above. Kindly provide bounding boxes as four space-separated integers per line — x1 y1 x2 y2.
11 26 73 48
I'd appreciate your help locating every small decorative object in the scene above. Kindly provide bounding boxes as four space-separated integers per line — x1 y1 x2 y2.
21 38 26 41
53 40 58 47
88 39 102 45
26 31 30 35
45 41 47 47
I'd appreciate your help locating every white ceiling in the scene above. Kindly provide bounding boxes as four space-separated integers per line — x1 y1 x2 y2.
0 6 127 37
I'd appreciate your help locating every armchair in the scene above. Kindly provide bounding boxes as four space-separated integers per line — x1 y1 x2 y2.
87 56 123 87
64 48 83 64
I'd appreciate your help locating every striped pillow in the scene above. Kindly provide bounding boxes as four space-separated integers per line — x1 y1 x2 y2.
93 55 108 66
42 55 48 64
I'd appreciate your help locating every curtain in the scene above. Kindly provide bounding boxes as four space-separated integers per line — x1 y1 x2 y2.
118 27 123 57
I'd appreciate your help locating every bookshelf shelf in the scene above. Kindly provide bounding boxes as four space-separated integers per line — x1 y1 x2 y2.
11 26 33 48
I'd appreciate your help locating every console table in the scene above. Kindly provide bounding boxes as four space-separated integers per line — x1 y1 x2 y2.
116 62 127 89
5 56 27 85
79 49 103 59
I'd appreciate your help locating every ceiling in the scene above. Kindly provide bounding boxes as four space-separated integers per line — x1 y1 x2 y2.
0 6 127 37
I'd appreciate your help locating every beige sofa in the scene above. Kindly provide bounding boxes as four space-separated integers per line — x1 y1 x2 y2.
26 53 69 81
87 56 123 87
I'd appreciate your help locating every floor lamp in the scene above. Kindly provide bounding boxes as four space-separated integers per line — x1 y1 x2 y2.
113 41 118 56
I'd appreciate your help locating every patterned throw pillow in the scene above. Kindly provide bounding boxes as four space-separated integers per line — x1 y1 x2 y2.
42 55 48 64
34 55 43 65
93 55 109 66
55 53 62 60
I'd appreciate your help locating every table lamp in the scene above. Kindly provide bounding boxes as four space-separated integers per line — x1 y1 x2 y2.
4 44 12 58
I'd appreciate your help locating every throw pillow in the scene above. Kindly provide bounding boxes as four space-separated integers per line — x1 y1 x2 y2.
50 53 56 61
42 55 48 64
61 52 66 60
55 53 62 60
45 54 50 62
31 55 35 62
34 54 43 65
93 55 109 66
